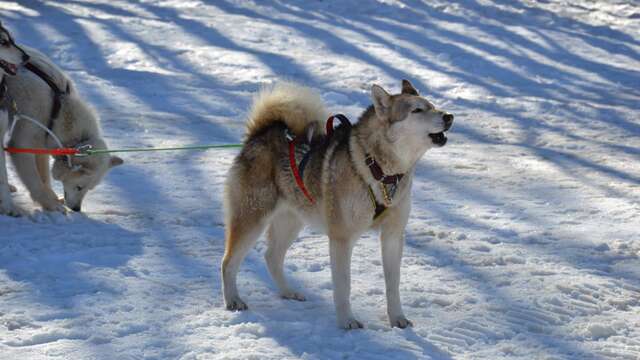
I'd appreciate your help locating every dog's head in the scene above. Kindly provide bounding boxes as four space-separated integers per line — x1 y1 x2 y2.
52 139 123 212
370 80 453 155
0 21 28 76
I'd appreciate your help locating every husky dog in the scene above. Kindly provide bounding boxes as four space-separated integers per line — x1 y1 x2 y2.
4 44 123 213
0 21 28 216
221 80 453 329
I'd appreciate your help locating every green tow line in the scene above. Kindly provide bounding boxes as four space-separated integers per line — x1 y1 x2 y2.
78 144 243 156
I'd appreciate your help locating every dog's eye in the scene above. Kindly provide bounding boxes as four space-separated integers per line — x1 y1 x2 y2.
411 108 423 113
75 186 84 192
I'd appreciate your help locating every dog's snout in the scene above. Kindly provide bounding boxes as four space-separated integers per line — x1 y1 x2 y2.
443 113 454 130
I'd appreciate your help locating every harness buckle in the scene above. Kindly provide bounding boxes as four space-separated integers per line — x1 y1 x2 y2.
285 129 295 142
75 144 93 157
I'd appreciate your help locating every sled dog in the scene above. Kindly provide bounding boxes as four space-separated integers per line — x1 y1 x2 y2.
3 41 123 213
221 80 454 329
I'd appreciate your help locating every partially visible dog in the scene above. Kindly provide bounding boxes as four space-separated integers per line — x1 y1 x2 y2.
221 80 453 329
0 21 28 216
3 40 123 213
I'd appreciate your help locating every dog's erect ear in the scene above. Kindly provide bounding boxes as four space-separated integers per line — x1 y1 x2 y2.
109 156 124 168
52 159 68 181
371 84 391 119
401 79 419 96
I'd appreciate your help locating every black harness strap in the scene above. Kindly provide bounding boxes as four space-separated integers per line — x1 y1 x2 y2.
298 149 312 179
0 76 16 114
24 62 66 123
0 76 7 102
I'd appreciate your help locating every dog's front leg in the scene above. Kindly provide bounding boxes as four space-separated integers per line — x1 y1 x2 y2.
329 236 363 329
0 112 19 216
0 150 18 216
380 198 412 328
35 154 52 190
10 152 67 213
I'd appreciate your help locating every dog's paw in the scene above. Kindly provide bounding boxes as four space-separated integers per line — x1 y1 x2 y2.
0 191 20 217
36 190 69 214
225 297 248 311
339 318 364 330
390 316 413 329
281 291 306 301
43 202 70 214
0 202 21 217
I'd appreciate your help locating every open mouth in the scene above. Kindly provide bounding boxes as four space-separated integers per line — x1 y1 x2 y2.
428 132 448 146
0 59 17 75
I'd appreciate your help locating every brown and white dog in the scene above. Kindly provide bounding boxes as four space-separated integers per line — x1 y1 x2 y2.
221 80 453 329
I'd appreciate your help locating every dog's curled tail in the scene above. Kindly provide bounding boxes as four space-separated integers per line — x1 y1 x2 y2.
245 82 328 139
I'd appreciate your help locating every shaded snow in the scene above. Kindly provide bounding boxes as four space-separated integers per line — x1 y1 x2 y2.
1 1 639 359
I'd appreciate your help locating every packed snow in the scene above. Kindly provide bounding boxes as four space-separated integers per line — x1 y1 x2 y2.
1 1 639 359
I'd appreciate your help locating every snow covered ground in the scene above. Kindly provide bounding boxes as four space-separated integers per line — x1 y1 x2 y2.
1 0 639 359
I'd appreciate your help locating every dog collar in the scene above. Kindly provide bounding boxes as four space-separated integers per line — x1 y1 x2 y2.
364 154 403 185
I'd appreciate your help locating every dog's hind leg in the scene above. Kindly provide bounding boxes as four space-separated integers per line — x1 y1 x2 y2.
221 182 278 311
222 219 267 311
265 209 304 301
222 214 272 311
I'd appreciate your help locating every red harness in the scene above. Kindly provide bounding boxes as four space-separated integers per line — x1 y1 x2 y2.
288 136 314 203
287 114 404 220
288 114 352 204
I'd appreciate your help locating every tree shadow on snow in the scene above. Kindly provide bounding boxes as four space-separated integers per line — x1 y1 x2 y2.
0 215 143 308
1 0 638 358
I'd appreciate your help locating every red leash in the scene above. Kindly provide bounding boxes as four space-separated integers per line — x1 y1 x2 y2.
4 147 79 155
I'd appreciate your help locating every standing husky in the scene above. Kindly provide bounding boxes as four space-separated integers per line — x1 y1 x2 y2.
0 21 28 216
221 80 453 329
4 44 123 213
